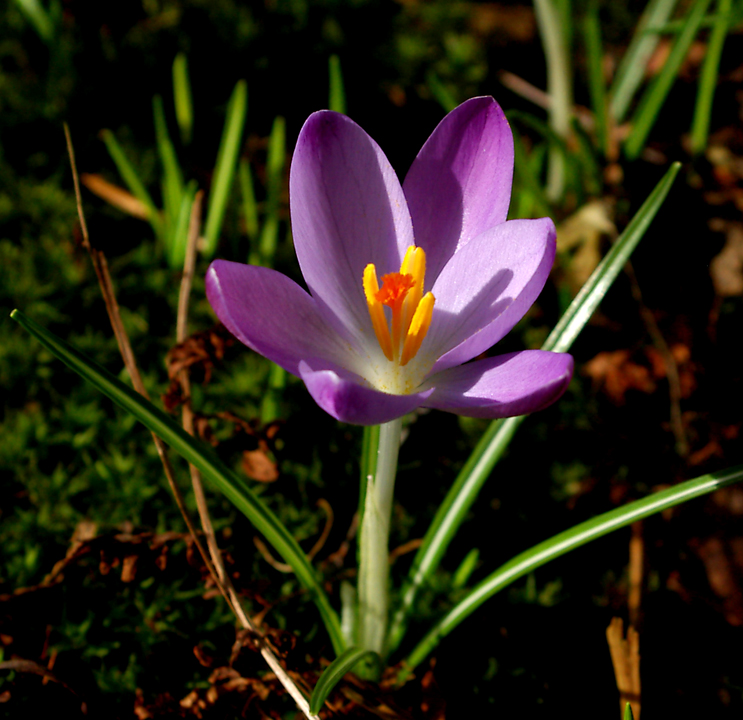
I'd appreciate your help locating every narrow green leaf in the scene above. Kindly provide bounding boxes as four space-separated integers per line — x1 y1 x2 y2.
610 0 679 123
9 309 345 656
203 80 248 258
510 132 552 219
385 162 681 656
624 702 635 720
625 0 713 159
239 158 260 251
168 179 198 268
258 116 285 266
401 463 743 677
328 55 346 114
100 129 163 238
583 0 609 157
310 647 380 714
153 95 184 233
533 0 573 200
260 361 285 425
172 53 194 145
451 548 479 590
13 0 54 41
426 70 458 113
690 0 732 154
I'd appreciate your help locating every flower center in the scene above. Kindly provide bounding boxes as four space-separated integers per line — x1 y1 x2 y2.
363 245 435 367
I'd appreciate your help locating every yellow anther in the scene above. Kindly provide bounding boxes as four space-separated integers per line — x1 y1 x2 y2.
363 246 435 368
363 264 394 361
400 291 435 366
401 246 425 335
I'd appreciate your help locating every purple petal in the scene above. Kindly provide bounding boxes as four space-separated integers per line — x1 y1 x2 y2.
403 97 515 283
423 218 556 372
206 260 357 376
290 111 414 347
299 361 433 425
424 350 573 418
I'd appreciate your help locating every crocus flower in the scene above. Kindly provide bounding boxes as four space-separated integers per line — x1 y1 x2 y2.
206 97 573 425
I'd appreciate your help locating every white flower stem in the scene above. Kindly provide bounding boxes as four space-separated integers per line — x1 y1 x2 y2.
357 417 402 674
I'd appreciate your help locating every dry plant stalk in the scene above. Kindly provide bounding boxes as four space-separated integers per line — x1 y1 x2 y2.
65 125 318 720
628 521 644 628
606 617 641 720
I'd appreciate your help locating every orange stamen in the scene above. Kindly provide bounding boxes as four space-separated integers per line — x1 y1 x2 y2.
363 246 435 368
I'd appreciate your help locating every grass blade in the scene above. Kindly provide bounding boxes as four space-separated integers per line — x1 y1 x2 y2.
690 0 732 154
624 0 713 160
401 463 743 677
10 309 345 656
385 162 681 656
100 129 163 238
328 55 346 114
172 52 193 145
309 647 379 714
153 94 185 250
203 80 248 258
239 158 260 253
169 179 198 269
259 116 285 266
426 70 458 113
583 0 609 157
533 0 573 201
609 0 679 123
13 0 55 41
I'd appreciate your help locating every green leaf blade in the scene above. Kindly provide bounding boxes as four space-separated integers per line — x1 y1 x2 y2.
401 463 743 677
203 80 248 258
386 162 681 656
310 647 380 714
9 309 345 656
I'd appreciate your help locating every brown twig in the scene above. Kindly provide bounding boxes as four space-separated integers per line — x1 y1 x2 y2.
63 123 217 583
606 617 641 720
625 262 689 457
65 125 317 719
628 521 644 629
174 189 317 718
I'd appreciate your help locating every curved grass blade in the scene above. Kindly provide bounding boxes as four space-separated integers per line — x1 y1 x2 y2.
9 309 345 656
609 0 679 124
624 0 713 160
385 162 681 656
100 129 163 238
203 80 248 257
309 647 380 714
400 463 743 678
690 0 732 155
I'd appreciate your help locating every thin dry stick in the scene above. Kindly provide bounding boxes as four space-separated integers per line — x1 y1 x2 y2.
628 521 644 628
625 262 688 457
606 617 641 720
174 191 317 719
63 123 218 583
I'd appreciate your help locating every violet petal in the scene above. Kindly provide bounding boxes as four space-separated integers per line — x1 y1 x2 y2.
206 260 356 376
290 111 414 347
424 350 573 418
299 361 433 425
403 96 515 283
424 217 556 372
